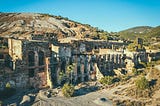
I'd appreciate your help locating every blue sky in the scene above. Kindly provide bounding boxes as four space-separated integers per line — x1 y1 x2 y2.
0 0 160 32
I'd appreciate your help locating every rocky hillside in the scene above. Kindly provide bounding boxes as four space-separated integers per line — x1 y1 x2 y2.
0 13 108 40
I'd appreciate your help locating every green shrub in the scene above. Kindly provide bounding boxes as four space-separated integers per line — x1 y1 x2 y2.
99 76 113 85
135 76 149 90
62 83 74 97
121 75 131 81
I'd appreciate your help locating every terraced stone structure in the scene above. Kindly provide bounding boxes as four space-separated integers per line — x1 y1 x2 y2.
0 37 154 90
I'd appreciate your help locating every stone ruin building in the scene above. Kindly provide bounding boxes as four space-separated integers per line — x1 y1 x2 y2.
0 37 159 90
0 38 52 89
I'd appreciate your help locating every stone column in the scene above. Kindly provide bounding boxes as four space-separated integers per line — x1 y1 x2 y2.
81 64 84 82
34 51 39 67
12 60 16 71
74 63 77 83
87 63 90 80
45 57 53 88
119 54 122 66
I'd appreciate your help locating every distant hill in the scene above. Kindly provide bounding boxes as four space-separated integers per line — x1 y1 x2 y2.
120 26 153 33
1 13 159 42
0 13 108 40
118 26 160 43
145 26 160 38
118 26 152 40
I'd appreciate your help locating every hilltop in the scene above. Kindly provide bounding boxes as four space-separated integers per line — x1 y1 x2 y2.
1 13 160 42
0 13 108 40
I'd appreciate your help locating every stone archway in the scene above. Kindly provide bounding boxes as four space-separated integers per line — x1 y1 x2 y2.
28 51 35 66
38 51 45 66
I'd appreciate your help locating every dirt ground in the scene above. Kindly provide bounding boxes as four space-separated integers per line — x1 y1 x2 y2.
34 75 160 106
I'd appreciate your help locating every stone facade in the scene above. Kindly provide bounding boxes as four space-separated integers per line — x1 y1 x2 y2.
0 37 152 89
0 39 52 89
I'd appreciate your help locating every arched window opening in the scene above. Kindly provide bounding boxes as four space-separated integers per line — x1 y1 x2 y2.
28 51 35 66
39 51 44 66
0 54 4 59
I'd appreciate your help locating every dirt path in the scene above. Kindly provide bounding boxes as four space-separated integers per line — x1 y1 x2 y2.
36 88 113 106
34 76 158 106
35 79 135 106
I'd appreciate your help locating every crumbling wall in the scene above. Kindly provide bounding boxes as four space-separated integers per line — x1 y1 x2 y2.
8 39 22 60
0 73 28 90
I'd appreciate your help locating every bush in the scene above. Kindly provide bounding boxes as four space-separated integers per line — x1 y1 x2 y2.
135 76 149 90
99 76 113 85
121 75 131 81
62 83 74 97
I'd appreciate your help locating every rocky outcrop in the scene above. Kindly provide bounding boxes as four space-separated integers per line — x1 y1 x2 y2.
0 13 95 40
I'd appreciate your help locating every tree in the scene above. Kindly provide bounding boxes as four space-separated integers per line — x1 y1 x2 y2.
58 71 66 84
6 82 11 88
99 76 113 85
99 34 108 40
62 83 74 97
99 32 108 40
66 63 75 74
135 76 149 90
66 63 76 84
127 38 144 51
127 43 137 51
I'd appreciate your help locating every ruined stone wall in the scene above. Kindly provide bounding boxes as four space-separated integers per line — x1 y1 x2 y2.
0 73 28 90
4 39 52 89
55 54 92 84
22 41 51 88
3 39 149 88
51 44 59 54
96 53 125 76
45 57 53 88
8 39 22 61
59 46 71 57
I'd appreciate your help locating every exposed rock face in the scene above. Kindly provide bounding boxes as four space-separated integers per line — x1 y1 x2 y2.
0 13 92 39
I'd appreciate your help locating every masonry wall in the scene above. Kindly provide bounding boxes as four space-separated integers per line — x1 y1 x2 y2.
0 38 150 89
8 39 22 61
1 39 53 89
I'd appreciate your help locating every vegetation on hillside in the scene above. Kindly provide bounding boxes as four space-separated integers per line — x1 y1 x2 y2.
99 76 113 85
118 26 160 44
149 43 160 50
127 38 145 51
135 76 149 90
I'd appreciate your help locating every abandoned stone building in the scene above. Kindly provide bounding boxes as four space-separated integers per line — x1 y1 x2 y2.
0 37 9 69
0 37 157 90
0 38 53 89
51 39 149 84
